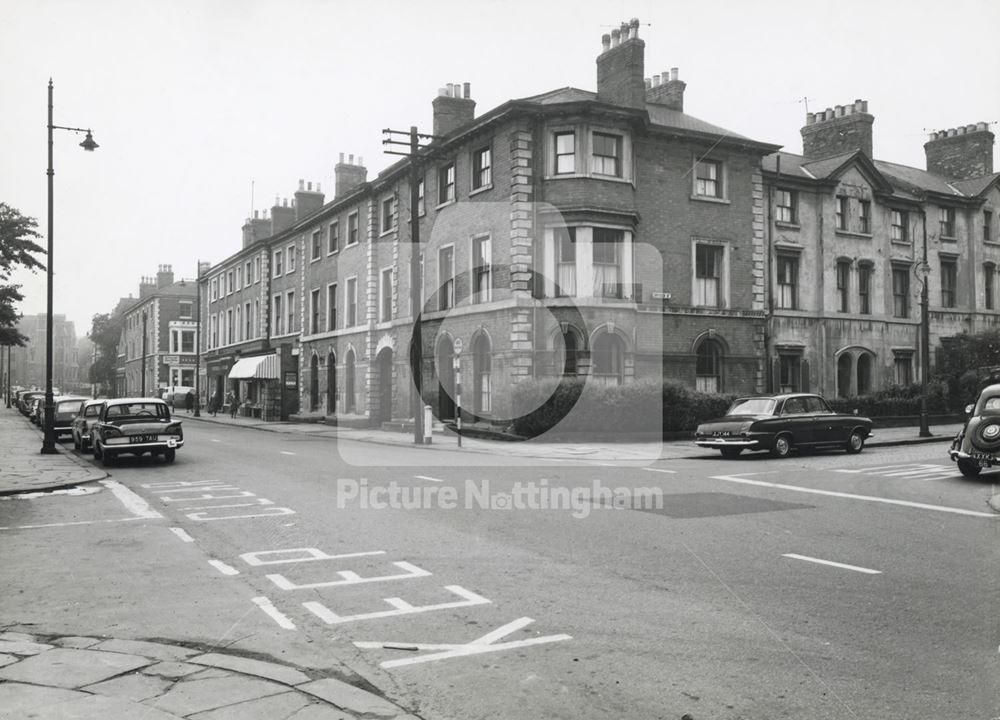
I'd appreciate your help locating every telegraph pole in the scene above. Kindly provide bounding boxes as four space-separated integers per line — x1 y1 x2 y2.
383 125 441 444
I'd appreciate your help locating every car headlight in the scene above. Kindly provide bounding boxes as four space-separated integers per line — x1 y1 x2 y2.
739 421 753 434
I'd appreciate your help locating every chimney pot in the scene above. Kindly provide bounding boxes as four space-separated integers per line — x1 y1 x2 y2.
620 22 630 41
317 182 322 192
652 74 660 87
307 181 312 191
806 112 815 125
463 82 471 99
630 17 640 36
611 28 620 46
298 179 304 191
644 78 651 89
339 152 344 163
601 33 611 51
349 154 354 164
967 124 977 133
670 67 679 81
835 105 844 117
446 83 454 97
861 100 868 112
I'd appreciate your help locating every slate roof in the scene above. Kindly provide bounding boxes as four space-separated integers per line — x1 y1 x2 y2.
518 86 755 141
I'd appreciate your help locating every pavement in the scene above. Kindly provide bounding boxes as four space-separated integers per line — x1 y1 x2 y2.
0 631 419 719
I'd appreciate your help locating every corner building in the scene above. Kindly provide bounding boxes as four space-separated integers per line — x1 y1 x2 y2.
202 19 783 425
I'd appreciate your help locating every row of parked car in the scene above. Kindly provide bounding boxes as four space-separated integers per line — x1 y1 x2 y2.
13 389 185 466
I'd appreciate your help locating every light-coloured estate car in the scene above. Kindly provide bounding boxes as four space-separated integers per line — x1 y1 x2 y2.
91 397 184 466
71 399 105 451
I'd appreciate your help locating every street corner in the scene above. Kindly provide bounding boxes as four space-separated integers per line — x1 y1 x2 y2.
0 631 418 720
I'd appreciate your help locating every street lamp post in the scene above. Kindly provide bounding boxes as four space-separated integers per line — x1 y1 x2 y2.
194 262 202 417
140 310 148 397
41 79 98 454
918 208 932 438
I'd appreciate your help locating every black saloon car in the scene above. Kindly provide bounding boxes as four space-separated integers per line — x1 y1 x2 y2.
694 393 873 458
948 382 1000 477
92 398 184 466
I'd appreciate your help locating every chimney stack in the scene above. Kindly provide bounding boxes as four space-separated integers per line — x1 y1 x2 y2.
645 67 686 111
242 210 271 248
156 264 174 289
197 261 211 277
139 276 156 299
295 178 325 220
270 195 296 234
334 153 368 198
596 18 645 110
432 82 476 138
801 98 874 159
924 122 994 180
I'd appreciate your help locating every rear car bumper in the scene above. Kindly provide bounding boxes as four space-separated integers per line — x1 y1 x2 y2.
102 437 184 452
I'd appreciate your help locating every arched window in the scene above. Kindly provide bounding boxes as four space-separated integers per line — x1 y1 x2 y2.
592 332 625 386
837 353 853 398
560 327 581 377
472 334 492 414
857 353 872 396
695 339 722 393
345 349 356 413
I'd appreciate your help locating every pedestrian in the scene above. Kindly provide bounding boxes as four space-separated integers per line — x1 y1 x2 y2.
185 390 194 414
209 391 220 417
226 390 236 418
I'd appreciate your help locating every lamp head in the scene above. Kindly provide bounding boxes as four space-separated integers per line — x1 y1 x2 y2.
79 130 98 152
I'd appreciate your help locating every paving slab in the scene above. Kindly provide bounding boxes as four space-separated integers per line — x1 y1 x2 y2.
0 631 38 643
189 652 312 686
51 636 102 649
94 638 198 662
0 647 151 688
0 639 53 655
16 692 185 720
287 704 359 720
0 653 18 668
0 682 88 719
85 670 175 701
188 690 314 720
141 660 206 678
149 674 289 716
298 678 402 718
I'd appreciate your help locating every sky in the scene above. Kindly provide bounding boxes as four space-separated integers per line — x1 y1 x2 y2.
2 0 998 337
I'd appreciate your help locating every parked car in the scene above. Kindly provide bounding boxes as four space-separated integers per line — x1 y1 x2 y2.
29 397 44 425
53 396 88 438
91 397 184 466
694 393 873 458
70 399 105 451
162 385 196 409
948 383 1000 477
18 390 44 417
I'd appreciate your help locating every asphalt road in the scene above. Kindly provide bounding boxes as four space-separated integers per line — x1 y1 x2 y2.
2 424 998 719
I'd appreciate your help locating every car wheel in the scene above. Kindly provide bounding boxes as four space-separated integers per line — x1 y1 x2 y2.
720 447 742 459
846 430 865 454
957 459 982 478
163 448 176 464
102 449 115 467
770 434 792 458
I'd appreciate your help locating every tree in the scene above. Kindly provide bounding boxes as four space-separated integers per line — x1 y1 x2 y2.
88 312 123 396
0 203 46 348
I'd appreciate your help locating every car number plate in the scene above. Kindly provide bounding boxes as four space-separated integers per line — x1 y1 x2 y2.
130 434 157 444
971 452 993 465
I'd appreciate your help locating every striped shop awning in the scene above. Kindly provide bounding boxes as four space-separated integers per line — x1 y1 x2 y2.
228 354 279 380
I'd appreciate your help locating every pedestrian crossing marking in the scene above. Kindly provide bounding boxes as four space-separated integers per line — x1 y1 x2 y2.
834 463 958 481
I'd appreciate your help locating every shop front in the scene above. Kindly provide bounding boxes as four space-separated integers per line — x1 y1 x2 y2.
228 353 281 420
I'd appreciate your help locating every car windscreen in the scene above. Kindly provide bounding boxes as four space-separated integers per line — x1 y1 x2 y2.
728 398 776 415
56 400 84 415
104 403 170 420
84 405 101 417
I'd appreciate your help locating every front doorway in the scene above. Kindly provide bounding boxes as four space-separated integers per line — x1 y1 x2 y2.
326 351 336 414
310 354 320 411
376 348 393 423
437 337 455 420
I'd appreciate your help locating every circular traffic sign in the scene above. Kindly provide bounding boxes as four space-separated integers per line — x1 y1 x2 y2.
453 338 463 354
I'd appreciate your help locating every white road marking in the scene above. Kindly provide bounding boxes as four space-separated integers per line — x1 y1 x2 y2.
186 507 296 521
101 480 162 519
267 561 431 590
211 439 221 443
170 527 195 543
251 596 296 630
240 548 385 566
304 585 491 624
160 491 257 503
414 475 443 483
354 617 572 668
782 553 882 575
180 500 275 510
0 516 152 531
834 464 957 482
208 559 240 576
280 451 296 455
642 467 677 474
711 474 998 518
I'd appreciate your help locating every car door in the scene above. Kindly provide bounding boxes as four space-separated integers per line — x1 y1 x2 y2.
806 396 842 445
779 396 814 446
